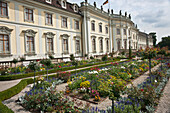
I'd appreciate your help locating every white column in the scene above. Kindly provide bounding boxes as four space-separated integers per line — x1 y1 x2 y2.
15 26 20 56
126 27 129 49
56 31 60 56
87 18 91 54
121 25 124 49
113 25 117 52
83 11 88 55
38 28 43 57
70 33 73 54
38 9 42 25
109 19 112 52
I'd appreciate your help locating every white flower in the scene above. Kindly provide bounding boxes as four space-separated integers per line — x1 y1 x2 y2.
121 66 125 69
155 80 157 83
38 81 41 84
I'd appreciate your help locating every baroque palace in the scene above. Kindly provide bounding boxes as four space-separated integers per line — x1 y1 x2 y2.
0 0 153 63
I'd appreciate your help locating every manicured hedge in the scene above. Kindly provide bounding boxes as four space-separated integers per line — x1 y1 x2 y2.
0 78 34 113
0 59 121 81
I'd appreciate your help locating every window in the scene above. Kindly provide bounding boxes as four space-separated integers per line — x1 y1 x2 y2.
123 29 126 35
99 24 102 33
128 30 130 36
99 39 103 52
45 13 52 25
62 17 67 28
106 40 109 52
74 20 79 30
63 39 68 54
117 28 120 35
74 5 78 12
24 8 33 22
91 22 95 31
0 34 9 54
0 1 8 17
75 40 80 53
62 1 66 8
26 36 34 53
23 29 37 55
46 0 52 4
47 38 53 52
92 38 96 53
105 26 108 34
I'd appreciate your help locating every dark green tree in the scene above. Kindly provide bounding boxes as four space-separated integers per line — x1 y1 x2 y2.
157 36 170 50
149 32 157 47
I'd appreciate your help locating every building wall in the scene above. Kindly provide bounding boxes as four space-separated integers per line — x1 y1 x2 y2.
0 0 152 62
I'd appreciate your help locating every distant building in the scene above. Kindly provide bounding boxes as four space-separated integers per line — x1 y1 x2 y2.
0 0 153 63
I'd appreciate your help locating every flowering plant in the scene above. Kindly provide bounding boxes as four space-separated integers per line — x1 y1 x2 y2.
91 90 99 97
80 81 90 88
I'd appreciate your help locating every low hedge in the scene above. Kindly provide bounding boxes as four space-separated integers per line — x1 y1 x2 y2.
0 78 34 113
0 59 121 81
0 59 129 113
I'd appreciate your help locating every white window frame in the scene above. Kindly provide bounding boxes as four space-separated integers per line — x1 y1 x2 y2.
0 26 13 56
46 0 52 4
23 29 37 55
44 32 55 54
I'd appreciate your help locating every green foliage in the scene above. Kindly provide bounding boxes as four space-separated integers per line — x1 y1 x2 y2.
0 102 14 113
70 54 75 61
90 56 94 60
102 54 108 62
20 57 25 62
157 36 170 50
129 45 132 59
149 32 157 47
82 93 90 100
40 59 52 68
0 59 121 80
12 58 18 64
28 61 39 71
49 55 54 59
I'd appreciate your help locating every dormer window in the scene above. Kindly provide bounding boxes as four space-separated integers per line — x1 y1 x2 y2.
74 5 78 12
46 0 52 4
62 1 66 8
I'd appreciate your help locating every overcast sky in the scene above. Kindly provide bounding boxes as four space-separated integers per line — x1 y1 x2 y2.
68 0 170 43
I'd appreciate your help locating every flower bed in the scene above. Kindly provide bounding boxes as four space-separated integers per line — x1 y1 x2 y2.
0 59 121 81
65 59 160 104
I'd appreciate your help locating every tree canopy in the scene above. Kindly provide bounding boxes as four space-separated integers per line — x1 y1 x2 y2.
149 32 157 47
157 36 170 50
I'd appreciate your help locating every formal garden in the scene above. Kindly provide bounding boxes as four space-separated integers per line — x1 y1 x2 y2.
0 47 170 113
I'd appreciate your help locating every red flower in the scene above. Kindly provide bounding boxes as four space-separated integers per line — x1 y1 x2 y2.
58 66 61 68
36 59 39 62
42 64 44 67
141 89 144 91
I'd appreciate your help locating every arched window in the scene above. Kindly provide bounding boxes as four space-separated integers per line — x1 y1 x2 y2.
92 38 96 53
117 40 121 50
106 40 109 52
99 38 103 52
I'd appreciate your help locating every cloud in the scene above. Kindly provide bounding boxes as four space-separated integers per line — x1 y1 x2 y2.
67 0 170 43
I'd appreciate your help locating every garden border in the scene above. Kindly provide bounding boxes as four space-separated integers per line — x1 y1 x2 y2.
0 59 122 81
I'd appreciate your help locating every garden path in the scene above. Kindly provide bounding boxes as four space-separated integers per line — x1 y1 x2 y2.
2 63 163 112
155 77 170 113
0 79 20 92
0 59 127 92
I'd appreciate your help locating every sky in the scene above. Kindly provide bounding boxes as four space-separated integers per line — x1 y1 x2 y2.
68 0 170 43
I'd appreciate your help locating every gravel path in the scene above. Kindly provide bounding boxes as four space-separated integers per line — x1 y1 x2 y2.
2 63 163 112
0 79 21 92
155 78 170 113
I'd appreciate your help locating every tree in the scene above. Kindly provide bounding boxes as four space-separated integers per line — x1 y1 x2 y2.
40 59 52 80
157 36 170 50
12 58 18 73
149 32 157 47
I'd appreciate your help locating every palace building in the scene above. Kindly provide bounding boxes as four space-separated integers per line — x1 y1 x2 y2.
0 0 153 63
